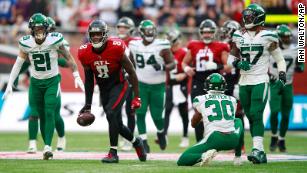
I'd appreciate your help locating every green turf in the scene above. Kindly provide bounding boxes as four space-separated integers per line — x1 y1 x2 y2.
0 131 307 173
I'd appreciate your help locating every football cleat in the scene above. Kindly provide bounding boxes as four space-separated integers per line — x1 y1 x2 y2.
278 140 287 152
179 137 189 148
157 132 167 150
101 152 119 163
270 136 278 152
43 145 53 160
247 148 267 164
200 149 217 166
55 136 66 152
27 140 37 154
233 156 243 166
133 137 147 162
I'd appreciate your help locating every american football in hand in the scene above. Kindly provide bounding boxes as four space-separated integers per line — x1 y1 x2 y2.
77 112 95 126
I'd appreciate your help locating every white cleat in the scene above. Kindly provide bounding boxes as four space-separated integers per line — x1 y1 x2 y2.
179 137 189 148
43 145 53 160
27 140 37 154
55 136 66 152
233 156 243 166
120 139 132 151
199 149 217 166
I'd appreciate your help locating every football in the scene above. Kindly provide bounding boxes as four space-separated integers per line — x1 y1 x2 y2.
77 112 95 126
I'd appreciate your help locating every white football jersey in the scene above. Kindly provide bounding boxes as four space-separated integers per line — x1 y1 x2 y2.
270 44 297 84
19 32 64 79
129 39 170 84
232 30 279 85
193 92 237 142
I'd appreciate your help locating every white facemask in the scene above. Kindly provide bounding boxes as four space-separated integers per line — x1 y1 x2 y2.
92 42 103 48
144 36 154 42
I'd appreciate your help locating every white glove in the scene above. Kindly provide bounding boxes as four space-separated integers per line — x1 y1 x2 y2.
73 71 85 92
2 85 13 100
205 61 218 70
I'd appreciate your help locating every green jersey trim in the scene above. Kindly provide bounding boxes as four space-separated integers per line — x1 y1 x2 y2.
261 34 278 38
51 37 64 46
233 33 243 38
19 41 31 48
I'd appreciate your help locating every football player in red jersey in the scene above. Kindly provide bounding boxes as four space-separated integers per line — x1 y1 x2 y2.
164 29 189 148
116 17 140 151
78 20 147 163
182 19 230 142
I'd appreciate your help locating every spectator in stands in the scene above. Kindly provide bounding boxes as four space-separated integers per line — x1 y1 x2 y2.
0 0 16 25
15 0 31 21
97 0 120 26
72 0 97 31
56 0 78 30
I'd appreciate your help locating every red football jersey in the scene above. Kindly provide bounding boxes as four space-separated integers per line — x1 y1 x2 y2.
78 38 127 89
173 47 187 73
187 40 230 82
123 36 141 46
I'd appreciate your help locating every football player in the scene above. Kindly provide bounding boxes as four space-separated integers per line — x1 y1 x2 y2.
78 19 147 163
2 13 84 160
177 73 244 166
129 20 175 153
116 17 140 151
25 16 69 153
164 29 189 148
182 19 230 142
269 25 304 152
231 4 287 164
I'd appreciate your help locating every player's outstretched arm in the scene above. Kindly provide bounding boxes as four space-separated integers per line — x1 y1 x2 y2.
58 45 84 91
79 65 94 114
2 50 27 100
269 42 287 84
121 54 141 110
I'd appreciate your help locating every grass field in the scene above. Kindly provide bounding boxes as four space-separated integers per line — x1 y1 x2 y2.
0 131 307 173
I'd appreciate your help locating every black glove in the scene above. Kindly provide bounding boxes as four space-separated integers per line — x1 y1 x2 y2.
79 104 91 114
278 71 286 86
152 64 165 71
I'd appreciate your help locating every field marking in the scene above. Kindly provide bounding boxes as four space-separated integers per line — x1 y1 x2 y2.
1 151 307 162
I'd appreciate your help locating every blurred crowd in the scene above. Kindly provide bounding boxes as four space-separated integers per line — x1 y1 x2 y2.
0 0 303 44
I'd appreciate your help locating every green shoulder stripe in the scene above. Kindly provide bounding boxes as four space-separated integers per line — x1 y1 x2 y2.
233 33 242 38
52 36 64 46
19 41 31 48
192 98 199 104
261 34 278 38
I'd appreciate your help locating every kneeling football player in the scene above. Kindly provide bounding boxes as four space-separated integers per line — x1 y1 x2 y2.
78 19 147 163
177 73 244 166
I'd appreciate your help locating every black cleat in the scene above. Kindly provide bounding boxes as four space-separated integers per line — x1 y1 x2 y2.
101 152 119 163
133 137 147 161
278 140 287 152
157 132 167 150
143 140 150 153
247 149 267 164
270 136 278 152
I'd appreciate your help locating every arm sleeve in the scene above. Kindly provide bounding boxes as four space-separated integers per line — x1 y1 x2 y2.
84 67 94 105
7 56 25 87
271 48 286 72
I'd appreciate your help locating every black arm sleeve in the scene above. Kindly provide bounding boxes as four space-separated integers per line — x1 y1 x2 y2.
84 67 94 105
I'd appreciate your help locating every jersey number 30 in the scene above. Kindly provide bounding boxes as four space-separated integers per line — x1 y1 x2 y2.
205 100 235 122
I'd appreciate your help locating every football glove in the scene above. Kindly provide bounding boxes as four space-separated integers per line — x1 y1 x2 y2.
233 59 251 71
152 64 165 71
131 97 141 110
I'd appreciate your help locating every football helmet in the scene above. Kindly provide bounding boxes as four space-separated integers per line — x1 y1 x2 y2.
205 73 226 92
276 25 292 49
242 3 266 29
199 19 217 44
138 20 157 43
88 19 109 48
46 17 56 32
116 17 135 39
28 13 49 41
166 29 181 45
220 20 241 43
